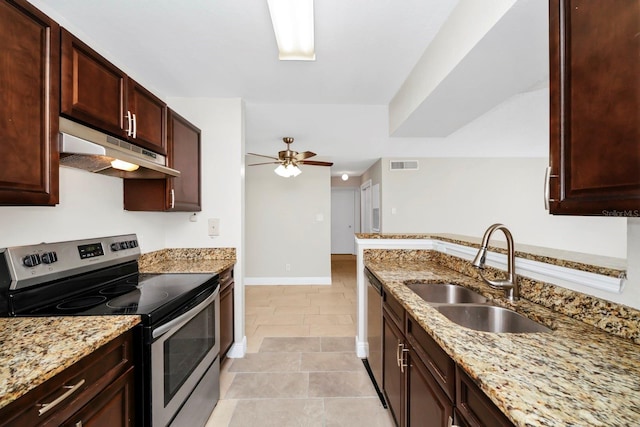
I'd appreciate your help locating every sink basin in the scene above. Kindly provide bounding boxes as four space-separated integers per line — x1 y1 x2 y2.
435 304 551 333
406 283 487 304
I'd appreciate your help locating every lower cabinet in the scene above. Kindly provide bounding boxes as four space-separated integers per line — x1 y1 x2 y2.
407 346 453 427
219 266 235 360
382 291 514 427
456 367 513 427
0 329 136 427
383 312 405 426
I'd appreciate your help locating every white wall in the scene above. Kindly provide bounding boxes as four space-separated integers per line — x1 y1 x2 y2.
380 157 627 258
0 168 166 251
245 164 331 283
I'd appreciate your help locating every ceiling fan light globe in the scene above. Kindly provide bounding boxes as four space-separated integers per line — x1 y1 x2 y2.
274 164 290 177
289 164 302 177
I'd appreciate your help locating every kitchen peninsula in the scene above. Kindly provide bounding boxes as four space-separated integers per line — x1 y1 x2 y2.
357 234 640 426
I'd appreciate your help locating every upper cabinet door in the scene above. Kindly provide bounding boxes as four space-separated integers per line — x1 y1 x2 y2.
548 0 640 216
168 109 201 211
127 79 167 155
60 29 167 155
0 0 60 206
60 29 126 138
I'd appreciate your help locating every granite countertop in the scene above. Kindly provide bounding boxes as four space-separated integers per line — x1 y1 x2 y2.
357 233 627 278
366 259 640 426
0 316 140 410
138 248 236 275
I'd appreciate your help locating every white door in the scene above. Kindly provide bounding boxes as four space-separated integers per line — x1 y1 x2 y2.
331 189 356 254
361 180 372 233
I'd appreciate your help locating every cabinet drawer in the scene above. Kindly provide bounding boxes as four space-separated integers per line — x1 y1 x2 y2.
383 290 404 331
407 316 455 400
0 329 135 427
456 366 514 427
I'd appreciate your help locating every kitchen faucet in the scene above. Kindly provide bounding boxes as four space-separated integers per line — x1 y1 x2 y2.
471 224 519 301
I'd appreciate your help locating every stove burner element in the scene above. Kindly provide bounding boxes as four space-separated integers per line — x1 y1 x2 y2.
57 295 108 310
106 289 170 309
99 284 138 295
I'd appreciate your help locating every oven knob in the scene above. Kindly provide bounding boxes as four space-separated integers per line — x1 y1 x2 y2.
22 254 41 267
129 240 138 248
120 241 129 250
41 251 58 264
110 243 121 252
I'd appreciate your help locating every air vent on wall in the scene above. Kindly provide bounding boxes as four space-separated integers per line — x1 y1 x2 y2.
389 160 419 171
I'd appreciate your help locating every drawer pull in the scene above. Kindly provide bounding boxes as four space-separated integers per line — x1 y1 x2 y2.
38 379 86 416
400 347 409 373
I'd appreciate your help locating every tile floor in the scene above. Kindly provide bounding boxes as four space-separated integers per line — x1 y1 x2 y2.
205 255 394 426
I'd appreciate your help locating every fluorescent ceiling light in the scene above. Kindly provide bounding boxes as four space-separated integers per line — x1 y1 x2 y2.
267 0 315 61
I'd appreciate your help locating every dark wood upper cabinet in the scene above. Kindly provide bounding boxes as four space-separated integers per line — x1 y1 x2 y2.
61 29 167 155
123 109 201 211
0 0 59 206
60 29 126 139
548 0 640 215
127 79 167 153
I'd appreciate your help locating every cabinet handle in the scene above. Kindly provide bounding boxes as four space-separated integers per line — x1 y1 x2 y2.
544 166 551 211
396 342 403 367
544 166 558 211
170 189 175 209
38 379 86 416
132 112 137 139
125 111 133 137
447 416 460 427
400 347 409 373
75 422 83 427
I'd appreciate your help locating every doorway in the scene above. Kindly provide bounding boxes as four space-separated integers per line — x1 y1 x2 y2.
331 188 359 254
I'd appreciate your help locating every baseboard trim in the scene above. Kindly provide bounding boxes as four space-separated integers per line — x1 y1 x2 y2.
226 336 246 358
244 276 332 285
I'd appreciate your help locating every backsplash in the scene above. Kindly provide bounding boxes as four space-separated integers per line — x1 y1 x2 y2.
364 248 640 344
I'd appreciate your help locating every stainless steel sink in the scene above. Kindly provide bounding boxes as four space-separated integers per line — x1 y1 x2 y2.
434 304 551 333
405 283 488 304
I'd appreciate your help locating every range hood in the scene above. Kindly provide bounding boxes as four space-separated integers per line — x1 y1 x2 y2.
59 117 180 179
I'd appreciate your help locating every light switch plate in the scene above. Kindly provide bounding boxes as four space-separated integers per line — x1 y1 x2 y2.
208 218 220 236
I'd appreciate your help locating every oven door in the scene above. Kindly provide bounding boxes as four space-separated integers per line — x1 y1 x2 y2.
151 287 220 427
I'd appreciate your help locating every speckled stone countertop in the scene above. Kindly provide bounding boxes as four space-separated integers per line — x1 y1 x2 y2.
366 259 640 426
139 248 236 274
0 316 140 410
356 233 626 278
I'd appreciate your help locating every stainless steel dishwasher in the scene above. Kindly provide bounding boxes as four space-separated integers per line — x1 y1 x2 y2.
365 267 386 407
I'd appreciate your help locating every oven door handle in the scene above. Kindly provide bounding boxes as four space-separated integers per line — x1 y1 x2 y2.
152 288 219 339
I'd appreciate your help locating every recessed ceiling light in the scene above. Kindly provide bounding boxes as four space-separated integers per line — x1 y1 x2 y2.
267 0 315 61
341 173 349 181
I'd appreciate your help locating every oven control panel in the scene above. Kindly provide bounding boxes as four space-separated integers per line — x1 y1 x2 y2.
1 234 140 291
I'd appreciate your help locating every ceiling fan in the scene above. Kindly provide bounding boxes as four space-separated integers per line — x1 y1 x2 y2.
248 137 333 177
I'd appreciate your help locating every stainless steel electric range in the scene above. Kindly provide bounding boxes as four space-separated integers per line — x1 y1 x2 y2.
0 234 221 427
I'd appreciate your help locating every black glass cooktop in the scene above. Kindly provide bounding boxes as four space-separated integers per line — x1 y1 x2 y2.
20 272 218 325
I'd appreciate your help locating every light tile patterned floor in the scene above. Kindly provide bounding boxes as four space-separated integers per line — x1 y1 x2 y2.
205 256 394 426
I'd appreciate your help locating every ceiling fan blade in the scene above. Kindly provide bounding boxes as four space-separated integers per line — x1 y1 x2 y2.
248 162 281 166
295 151 316 160
247 152 279 160
299 160 334 167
